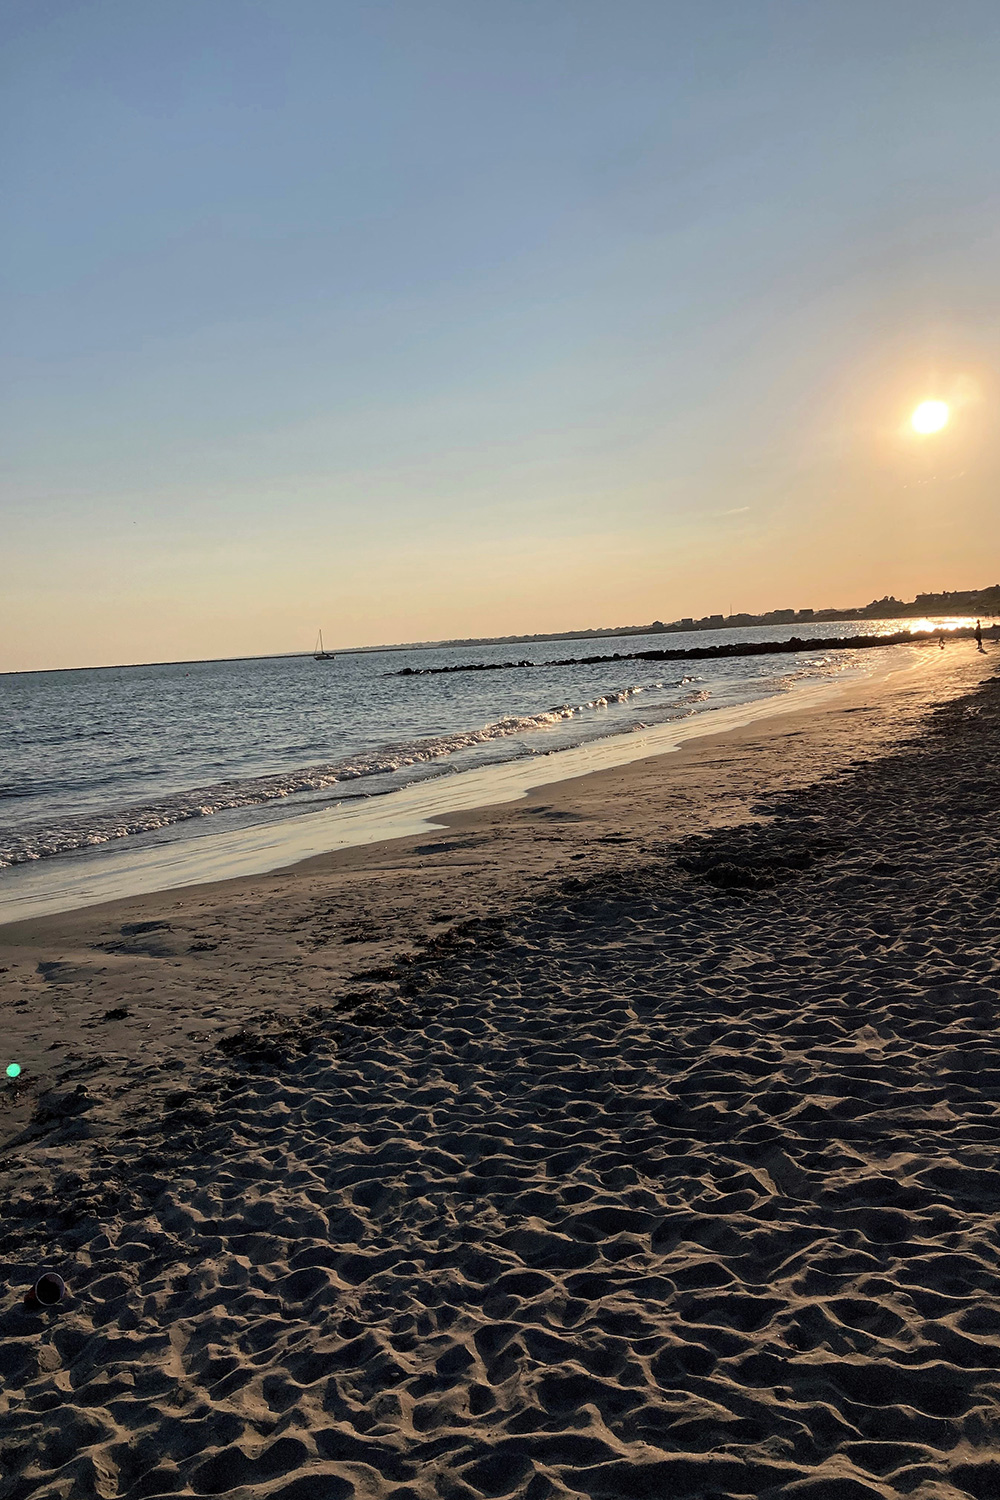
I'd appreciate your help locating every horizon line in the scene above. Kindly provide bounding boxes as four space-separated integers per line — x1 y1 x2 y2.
2 597 994 677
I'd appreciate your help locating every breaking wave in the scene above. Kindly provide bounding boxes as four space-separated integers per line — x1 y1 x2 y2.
0 677 698 868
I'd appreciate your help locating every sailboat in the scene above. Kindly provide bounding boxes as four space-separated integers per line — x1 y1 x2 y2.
313 630 336 661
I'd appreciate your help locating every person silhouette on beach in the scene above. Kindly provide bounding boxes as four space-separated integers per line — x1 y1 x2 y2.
939 633 945 649
976 619 985 652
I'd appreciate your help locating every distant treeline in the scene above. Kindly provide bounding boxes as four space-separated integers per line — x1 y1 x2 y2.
392 625 994 677
351 584 1000 657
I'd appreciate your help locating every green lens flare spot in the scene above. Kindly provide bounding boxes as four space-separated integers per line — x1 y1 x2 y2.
6 1063 21 1079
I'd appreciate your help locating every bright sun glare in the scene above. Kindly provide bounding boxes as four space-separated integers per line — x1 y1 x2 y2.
911 399 949 434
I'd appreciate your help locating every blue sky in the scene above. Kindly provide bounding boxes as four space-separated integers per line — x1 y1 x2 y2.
3 1 999 668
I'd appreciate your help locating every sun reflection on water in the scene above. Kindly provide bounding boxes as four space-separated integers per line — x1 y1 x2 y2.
905 617 978 634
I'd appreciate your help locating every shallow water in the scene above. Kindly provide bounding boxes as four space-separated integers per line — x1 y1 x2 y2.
0 618 963 880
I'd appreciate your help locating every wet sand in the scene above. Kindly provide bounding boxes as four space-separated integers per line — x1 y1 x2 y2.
1 647 999 1499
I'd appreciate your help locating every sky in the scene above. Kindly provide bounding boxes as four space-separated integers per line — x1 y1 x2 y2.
3 0 1000 670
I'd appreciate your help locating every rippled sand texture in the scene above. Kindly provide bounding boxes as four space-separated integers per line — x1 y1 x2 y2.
3 668 1000 1498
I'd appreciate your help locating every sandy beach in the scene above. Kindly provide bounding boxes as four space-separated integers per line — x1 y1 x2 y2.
2 645 1000 1499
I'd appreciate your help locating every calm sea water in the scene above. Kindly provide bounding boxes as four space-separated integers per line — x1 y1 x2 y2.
0 620 948 875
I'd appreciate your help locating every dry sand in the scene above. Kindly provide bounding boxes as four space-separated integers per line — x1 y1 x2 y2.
2 648 999 1499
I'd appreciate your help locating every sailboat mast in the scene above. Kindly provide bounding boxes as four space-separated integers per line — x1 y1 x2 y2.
314 627 334 660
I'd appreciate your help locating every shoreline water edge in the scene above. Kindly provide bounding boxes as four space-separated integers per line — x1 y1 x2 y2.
0 647 997 1495
0 620 979 892
0 635 973 925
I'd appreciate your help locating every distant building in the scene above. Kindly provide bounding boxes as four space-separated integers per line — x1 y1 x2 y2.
914 586 1000 613
864 595 903 612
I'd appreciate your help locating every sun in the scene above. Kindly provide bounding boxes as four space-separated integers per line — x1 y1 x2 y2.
911 400 949 434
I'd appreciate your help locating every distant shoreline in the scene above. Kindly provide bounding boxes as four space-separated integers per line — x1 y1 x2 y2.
2 606 995 677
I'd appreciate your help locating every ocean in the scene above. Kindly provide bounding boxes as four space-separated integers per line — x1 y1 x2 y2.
0 619 959 918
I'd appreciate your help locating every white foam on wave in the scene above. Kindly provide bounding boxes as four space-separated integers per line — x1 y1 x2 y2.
0 677 697 868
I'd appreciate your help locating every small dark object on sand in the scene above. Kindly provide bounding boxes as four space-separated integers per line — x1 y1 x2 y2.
703 861 777 892
24 1272 65 1310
